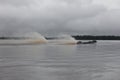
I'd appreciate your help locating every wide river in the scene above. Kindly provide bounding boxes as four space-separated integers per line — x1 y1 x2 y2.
0 40 120 80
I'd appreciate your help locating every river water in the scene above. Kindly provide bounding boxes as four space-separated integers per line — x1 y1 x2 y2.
0 41 120 80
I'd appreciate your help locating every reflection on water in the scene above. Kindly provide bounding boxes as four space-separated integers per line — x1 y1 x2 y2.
0 41 120 80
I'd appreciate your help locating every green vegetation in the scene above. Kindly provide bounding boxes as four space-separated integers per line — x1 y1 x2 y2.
0 37 27 39
72 35 120 40
0 35 120 40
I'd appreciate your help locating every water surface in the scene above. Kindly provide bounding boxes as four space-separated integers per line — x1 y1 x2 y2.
0 41 120 80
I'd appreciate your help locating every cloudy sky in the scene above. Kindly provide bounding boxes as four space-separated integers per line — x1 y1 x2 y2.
0 0 120 36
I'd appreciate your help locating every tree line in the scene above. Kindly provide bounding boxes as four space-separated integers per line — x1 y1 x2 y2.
72 35 120 40
0 35 120 40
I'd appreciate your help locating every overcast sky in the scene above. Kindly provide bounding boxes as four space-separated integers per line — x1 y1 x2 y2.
0 0 120 36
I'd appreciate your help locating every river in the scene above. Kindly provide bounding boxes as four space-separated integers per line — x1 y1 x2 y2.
0 40 120 80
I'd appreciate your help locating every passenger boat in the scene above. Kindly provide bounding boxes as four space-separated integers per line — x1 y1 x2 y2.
77 40 97 44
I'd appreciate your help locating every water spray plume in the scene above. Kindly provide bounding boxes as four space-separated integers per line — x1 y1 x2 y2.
0 32 48 45
52 34 77 45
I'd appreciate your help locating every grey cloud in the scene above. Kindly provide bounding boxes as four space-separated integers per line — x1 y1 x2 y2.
65 9 120 35
0 0 119 36
93 0 120 9
0 0 34 6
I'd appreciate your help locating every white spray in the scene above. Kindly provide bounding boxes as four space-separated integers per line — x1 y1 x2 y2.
12 32 48 44
52 34 77 45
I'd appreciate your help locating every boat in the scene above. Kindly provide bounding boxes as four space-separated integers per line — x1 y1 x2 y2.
77 40 97 44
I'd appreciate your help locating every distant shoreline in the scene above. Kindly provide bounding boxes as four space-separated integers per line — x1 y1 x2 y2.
72 35 120 40
0 37 28 40
0 35 120 40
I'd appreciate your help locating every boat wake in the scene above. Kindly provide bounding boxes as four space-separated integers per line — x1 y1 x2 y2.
0 32 97 45
0 32 48 45
48 34 78 45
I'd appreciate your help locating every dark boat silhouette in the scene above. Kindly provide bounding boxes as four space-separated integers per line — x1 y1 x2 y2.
77 40 97 44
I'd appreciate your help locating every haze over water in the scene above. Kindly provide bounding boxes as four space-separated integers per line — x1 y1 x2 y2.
0 41 120 80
